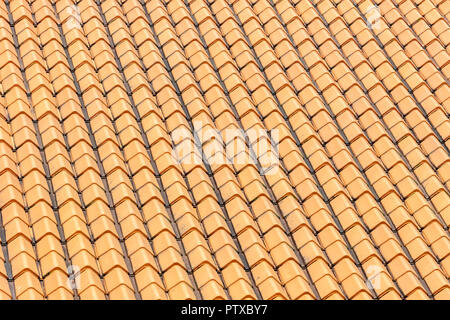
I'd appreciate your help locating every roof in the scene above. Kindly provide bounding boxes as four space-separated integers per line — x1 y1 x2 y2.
0 0 449 300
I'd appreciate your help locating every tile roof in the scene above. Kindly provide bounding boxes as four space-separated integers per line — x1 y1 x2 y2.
0 0 449 300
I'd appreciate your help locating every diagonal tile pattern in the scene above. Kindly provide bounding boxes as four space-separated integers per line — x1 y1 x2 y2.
0 0 449 300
